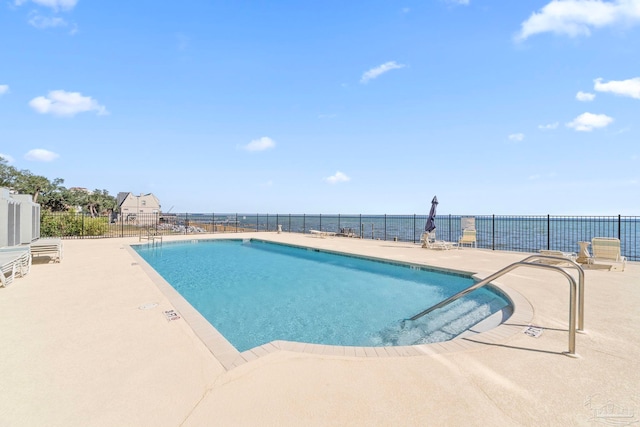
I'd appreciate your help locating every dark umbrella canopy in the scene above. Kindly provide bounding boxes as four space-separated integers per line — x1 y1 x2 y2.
425 196 438 232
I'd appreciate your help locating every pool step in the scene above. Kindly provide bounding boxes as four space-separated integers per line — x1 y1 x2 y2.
372 297 509 347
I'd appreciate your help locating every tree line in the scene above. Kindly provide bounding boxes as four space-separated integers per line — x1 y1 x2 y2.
0 157 116 216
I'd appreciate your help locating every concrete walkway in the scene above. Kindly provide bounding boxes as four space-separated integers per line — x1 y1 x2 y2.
1 233 638 426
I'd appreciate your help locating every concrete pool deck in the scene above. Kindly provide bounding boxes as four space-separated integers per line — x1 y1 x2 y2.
0 233 638 426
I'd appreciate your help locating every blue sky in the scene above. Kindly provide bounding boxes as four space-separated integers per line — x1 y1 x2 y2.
1 0 639 215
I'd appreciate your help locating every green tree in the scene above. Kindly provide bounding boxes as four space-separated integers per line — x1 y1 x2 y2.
0 157 18 188
86 189 116 217
0 156 116 216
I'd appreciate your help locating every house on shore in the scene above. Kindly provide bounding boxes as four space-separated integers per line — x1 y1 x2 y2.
116 192 161 224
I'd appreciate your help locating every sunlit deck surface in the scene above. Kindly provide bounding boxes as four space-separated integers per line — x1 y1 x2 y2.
1 233 638 426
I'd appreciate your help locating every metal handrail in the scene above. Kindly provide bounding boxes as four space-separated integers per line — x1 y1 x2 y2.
520 254 585 332
407 256 584 357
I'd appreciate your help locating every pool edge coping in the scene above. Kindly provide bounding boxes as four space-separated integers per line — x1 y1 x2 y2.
126 237 534 371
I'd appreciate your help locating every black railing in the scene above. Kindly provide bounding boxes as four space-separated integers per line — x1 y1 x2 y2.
39 211 640 261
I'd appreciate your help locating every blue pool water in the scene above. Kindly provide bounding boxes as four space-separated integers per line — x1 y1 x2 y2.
134 239 510 352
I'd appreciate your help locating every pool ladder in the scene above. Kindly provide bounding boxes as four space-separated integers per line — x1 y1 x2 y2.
407 255 585 357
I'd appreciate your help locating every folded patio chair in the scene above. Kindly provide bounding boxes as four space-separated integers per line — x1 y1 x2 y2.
0 253 20 287
0 246 32 277
591 237 626 272
421 232 457 250
458 229 477 248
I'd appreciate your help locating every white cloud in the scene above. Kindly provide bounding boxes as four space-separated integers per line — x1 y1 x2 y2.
538 122 559 130
508 133 525 142
566 112 614 131
360 61 406 84
0 85 9 95
529 172 557 180
24 148 59 162
594 77 640 99
576 91 595 101
516 0 640 41
16 0 78 11
242 137 276 152
28 13 67 29
0 153 15 163
324 171 351 184
28 90 108 117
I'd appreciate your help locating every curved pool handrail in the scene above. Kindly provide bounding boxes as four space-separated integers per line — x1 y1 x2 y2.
407 256 583 357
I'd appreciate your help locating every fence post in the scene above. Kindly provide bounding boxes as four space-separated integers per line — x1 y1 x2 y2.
338 214 341 232
185 213 189 234
618 214 621 239
276 213 278 232
303 214 306 234
492 214 495 250
212 212 215 233
320 213 322 232
413 214 416 243
547 214 551 250
235 213 238 233
359 214 362 239
449 214 452 242
288 214 291 233
384 214 387 241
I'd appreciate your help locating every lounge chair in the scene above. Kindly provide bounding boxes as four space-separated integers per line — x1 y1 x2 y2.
0 246 32 277
458 229 477 248
30 238 63 263
309 229 336 238
421 232 457 250
590 237 626 272
538 249 577 265
0 253 20 287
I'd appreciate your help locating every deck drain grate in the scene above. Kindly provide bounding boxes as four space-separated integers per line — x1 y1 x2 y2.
164 310 181 321
523 325 543 338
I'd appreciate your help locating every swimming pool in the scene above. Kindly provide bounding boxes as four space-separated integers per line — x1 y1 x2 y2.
134 239 511 352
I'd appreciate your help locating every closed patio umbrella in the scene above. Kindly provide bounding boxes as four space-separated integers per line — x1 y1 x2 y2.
425 196 438 233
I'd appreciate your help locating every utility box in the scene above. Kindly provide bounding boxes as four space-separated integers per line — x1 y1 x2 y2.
0 188 41 247
11 194 41 244
0 188 21 247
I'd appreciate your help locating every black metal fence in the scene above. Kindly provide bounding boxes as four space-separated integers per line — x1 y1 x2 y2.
39 211 640 261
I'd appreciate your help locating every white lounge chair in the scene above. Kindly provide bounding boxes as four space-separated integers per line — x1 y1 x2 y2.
0 253 20 287
30 238 63 263
309 229 336 238
591 237 626 272
538 249 577 265
421 232 457 250
0 246 32 277
458 229 477 248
